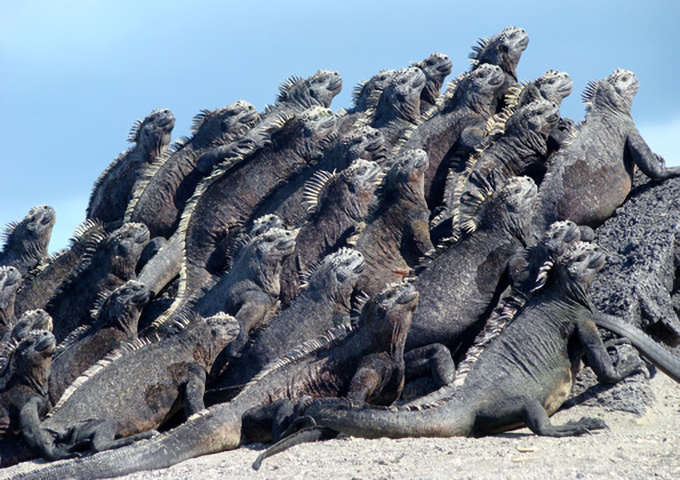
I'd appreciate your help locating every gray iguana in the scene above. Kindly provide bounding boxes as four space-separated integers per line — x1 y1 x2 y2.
261 242 641 460
0 267 21 337
207 247 366 403
86 108 176 228
17 313 239 462
402 63 507 209
353 148 434 298
278 158 384 306
531 69 680 236
45 223 149 343
47 280 151 405
411 53 453 115
12 283 417 478
177 107 338 305
123 101 260 239
13 220 107 318
0 206 56 278
336 70 396 135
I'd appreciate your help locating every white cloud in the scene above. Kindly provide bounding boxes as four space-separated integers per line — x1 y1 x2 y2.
638 117 680 168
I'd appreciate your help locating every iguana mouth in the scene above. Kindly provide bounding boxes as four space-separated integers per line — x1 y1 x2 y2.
328 74 343 93
240 109 260 126
34 332 56 354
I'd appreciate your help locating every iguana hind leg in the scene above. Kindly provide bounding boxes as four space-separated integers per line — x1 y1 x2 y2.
518 396 607 437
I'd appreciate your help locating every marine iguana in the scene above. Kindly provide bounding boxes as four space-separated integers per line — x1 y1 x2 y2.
17 313 239 462
436 99 560 238
405 175 537 359
250 125 386 229
14 283 417 478
531 69 680 236
401 63 507 209
370 67 426 149
353 148 434 298
0 330 55 438
411 53 453 115
178 107 338 303
188 227 298 360
13 220 107 318
278 158 384 305
469 26 529 111
86 108 176 228
45 223 149 343
47 280 151 405
260 242 642 460
264 69 343 119
336 70 396 135
0 267 21 337
123 101 260 239
207 248 366 403
0 205 56 278
0 310 53 392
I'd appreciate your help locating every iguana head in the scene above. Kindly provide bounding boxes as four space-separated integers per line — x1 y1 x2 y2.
376 67 426 124
202 312 240 362
583 69 639 114
342 126 388 163
2 205 56 267
461 175 537 240
249 227 298 265
446 64 506 114
249 215 284 238
0 266 21 311
506 99 561 138
551 241 606 305
102 223 150 275
278 70 343 110
384 149 429 202
13 329 56 389
292 107 339 156
130 108 175 160
357 282 419 358
412 53 453 105
94 280 151 334
304 248 365 309
533 70 573 105
530 220 583 291
11 310 53 342
352 69 396 112
191 100 260 144
469 26 529 80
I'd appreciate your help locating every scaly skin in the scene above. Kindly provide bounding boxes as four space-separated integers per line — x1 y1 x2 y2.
337 70 396 135
411 53 453 115
19 314 239 463
0 267 21 336
371 67 426 148
45 223 149 343
124 101 260 239
354 149 434 298
406 176 537 359
87 109 175 227
0 206 56 277
47 281 151 405
14 220 107 318
14 283 418 479
273 242 640 450
403 64 506 209
207 248 366 403
532 69 680 235
469 26 530 110
278 158 383 305
179 107 338 301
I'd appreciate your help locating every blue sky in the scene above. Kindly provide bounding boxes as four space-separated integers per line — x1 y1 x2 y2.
1 0 679 252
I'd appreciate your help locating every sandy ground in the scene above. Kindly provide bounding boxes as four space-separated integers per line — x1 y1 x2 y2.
4 371 679 480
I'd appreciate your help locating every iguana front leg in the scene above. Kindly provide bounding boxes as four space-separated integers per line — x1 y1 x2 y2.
627 128 680 180
577 317 643 383
226 299 270 358
184 362 208 418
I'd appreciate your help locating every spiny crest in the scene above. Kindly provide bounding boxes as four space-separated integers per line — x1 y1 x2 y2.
469 36 492 67
90 288 115 320
531 259 555 292
47 333 160 417
54 324 93 356
127 119 144 143
243 323 353 392
191 109 214 134
303 169 337 214
277 74 305 102
581 79 600 112
352 78 370 105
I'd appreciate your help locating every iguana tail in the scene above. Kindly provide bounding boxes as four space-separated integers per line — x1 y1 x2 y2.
593 312 680 382
11 405 242 480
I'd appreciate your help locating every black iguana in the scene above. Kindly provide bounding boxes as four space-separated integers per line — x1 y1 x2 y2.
411 53 453 115
0 206 56 277
0 267 21 338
